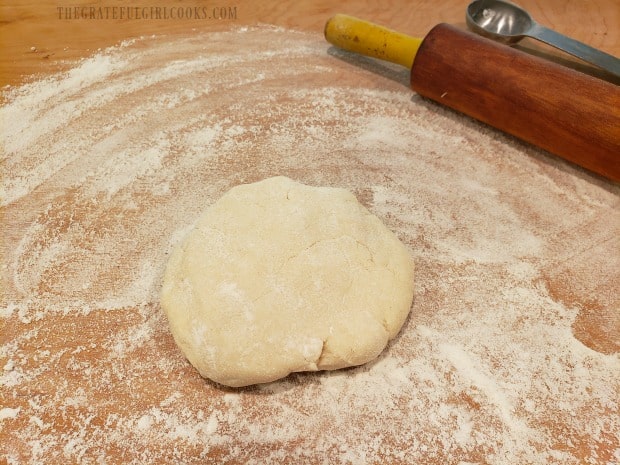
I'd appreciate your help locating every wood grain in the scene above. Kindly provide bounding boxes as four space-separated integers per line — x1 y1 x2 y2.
1 0 619 87
411 24 620 181
1 2 619 464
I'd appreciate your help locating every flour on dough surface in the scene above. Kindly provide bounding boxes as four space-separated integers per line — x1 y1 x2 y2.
161 176 415 387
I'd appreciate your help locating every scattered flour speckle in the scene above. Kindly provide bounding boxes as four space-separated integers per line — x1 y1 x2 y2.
1 26 618 464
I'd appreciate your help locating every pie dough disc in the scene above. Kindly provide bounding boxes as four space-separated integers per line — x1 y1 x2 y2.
161 176 415 387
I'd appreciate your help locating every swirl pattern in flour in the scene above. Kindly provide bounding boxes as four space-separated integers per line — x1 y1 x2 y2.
1 27 619 464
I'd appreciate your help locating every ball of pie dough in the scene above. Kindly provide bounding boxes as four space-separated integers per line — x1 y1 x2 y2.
161 177 414 387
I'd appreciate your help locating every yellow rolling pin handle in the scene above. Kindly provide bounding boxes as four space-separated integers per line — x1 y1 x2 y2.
324 14 422 69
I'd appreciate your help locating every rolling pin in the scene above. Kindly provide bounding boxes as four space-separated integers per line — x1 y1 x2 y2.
325 15 620 182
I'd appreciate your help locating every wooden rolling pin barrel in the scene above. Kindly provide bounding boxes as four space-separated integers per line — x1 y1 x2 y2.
325 15 620 182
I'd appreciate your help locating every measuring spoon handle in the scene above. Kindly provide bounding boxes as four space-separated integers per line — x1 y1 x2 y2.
527 24 620 77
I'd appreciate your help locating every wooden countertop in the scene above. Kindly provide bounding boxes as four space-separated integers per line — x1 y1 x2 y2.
1 1 619 464
1 0 619 87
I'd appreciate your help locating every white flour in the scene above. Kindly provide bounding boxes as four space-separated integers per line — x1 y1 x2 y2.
1 26 619 464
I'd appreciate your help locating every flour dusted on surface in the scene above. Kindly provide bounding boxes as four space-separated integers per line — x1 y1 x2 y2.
1 27 619 464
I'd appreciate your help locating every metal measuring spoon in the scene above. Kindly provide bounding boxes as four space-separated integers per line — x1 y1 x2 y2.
466 0 620 77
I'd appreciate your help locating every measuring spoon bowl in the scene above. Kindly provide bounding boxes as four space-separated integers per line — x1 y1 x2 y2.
466 0 533 43
466 0 620 77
